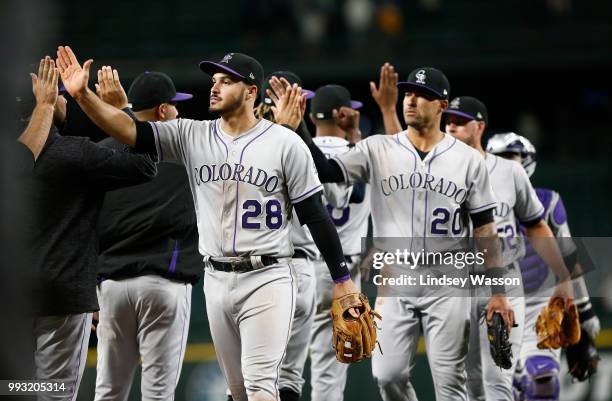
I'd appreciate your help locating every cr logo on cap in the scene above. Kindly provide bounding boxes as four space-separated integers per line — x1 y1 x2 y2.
221 53 233 63
415 70 427 84
450 98 460 109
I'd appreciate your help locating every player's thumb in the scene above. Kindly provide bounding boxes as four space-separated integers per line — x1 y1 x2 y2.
83 59 94 75
30 73 37 87
369 81 376 94
94 83 101 95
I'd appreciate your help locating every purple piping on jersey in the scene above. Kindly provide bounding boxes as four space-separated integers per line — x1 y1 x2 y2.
395 133 418 252
232 121 274 255
290 184 324 203
487 154 499 175
212 119 229 157
150 122 164 161
469 202 497 213
168 240 179 274
333 156 350 183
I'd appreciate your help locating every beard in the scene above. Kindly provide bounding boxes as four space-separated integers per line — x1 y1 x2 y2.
208 93 244 116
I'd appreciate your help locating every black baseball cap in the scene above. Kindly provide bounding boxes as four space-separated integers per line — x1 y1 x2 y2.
397 67 450 100
128 71 193 112
310 85 362 120
261 71 314 105
199 52 264 89
444 96 488 124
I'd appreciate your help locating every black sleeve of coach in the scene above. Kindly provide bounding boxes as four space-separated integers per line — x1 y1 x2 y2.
307 142 345 183
133 120 158 157
294 194 350 281
470 208 494 228
349 182 366 204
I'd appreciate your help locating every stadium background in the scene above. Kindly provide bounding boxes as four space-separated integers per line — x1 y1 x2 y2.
2 1 611 400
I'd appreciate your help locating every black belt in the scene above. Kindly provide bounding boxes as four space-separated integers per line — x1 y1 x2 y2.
293 249 309 259
209 256 278 273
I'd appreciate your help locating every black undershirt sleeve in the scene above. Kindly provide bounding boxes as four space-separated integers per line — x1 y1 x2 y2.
133 120 157 157
349 182 366 204
307 142 345 183
470 208 495 228
294 193 350 281
521 217 541 228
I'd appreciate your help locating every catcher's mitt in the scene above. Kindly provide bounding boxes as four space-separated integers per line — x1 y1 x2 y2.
566 327 599 381
487 312 513 369
331 293 381 363
536 297 581 349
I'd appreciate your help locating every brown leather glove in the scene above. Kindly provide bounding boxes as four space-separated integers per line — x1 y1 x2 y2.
331 293 381 363
536 297 581 349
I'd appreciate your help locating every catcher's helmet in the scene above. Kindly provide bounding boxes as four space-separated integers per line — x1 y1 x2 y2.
486 132 537 177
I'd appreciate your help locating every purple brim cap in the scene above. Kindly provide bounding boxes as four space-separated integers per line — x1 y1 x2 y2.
172 92 193 102
351 100 363 109
58 83 66 94
443 109 476 121
199 61 246 80
397 81 444 100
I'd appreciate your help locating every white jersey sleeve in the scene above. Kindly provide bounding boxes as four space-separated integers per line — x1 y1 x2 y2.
149 118 207 164
466 154 497 214
284 139 323 204
332 139 371 184
512 161 544 223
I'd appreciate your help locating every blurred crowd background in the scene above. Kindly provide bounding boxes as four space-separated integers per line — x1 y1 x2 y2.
1 1 611 400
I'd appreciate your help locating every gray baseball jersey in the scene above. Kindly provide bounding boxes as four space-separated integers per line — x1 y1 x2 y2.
333 133 496 250
485 153 544 266
314 136 370 255
150 118 322 258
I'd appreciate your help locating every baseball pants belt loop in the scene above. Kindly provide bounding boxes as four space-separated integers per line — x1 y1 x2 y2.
209 256 278 272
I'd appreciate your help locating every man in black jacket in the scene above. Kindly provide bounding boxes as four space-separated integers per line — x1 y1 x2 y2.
17 57 156 401
93 69 200 401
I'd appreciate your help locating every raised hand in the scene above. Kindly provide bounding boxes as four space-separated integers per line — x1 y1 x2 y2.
96 66 128 109
31 56 59 106
266 76 292 106
56 45 93 99
370 62 399 111
271 83 306 131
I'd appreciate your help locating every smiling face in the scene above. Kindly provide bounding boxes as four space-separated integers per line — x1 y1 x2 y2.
445 114 485 148
209 72 256 116
402 88 446 130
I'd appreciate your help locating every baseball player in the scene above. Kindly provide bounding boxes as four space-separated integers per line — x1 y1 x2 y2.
264 78 371 401
18 56 156 401
93 70 200 401
56 46 361 401
294 67 517 401
444 97 575 400
486 132 601 401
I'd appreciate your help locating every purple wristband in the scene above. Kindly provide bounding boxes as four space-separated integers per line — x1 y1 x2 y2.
333 274 351 284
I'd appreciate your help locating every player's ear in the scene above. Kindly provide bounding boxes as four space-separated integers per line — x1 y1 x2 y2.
438 99 449 115
245 84 258 102
156 104 166 120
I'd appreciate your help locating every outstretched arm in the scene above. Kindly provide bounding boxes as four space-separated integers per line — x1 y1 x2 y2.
525 219 574 306
370 62 403 134
474 219 516 330
18 57 58 161
56 46 137 146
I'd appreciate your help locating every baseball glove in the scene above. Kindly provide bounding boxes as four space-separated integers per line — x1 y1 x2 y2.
566 327 599 381
487 312 513 369
331 293 381 363
536 297 581 349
